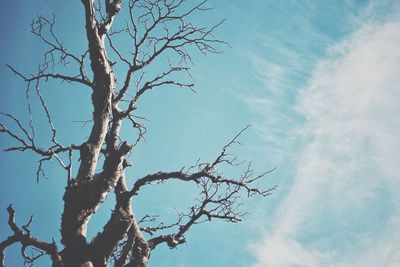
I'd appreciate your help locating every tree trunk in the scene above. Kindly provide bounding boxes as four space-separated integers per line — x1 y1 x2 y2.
60 0 118 265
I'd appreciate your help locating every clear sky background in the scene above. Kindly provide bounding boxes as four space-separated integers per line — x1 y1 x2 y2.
1 0 400 266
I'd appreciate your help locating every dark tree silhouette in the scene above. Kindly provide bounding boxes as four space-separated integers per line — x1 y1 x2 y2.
0 1 275 266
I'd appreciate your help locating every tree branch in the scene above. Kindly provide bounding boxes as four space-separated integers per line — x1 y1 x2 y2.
0 205 62 267
0 112 80 182
98 0 122 34
128 127 276 251
6 64 93 88
130 126 274 197
112 0 226 107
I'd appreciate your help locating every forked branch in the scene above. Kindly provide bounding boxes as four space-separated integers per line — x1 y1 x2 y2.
0 205 62 267
128 126 276 251
112 0 226 107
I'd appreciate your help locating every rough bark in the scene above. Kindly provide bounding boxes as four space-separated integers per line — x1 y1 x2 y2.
60 1 118 265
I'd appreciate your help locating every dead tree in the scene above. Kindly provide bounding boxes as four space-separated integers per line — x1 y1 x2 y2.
0 1 275 266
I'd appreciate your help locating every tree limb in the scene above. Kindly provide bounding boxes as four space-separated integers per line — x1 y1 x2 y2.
6 65 93 88
0 205 62 267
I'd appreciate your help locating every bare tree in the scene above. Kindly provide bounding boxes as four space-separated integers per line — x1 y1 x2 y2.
0 1 275 266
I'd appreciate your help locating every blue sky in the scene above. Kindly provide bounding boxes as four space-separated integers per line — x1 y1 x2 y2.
1 0 400 266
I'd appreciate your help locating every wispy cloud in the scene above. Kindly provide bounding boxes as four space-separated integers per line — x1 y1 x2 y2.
250 2 400 266
235 1 346 161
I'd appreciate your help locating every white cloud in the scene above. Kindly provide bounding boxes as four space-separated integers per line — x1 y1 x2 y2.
248 54 286 94
250 235 329 267
251 7 400 267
